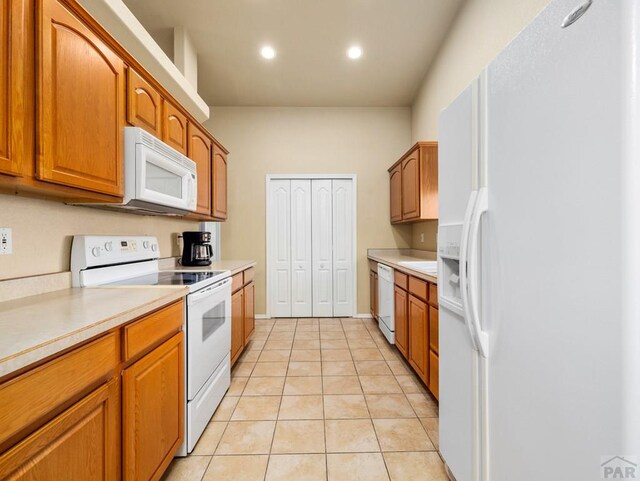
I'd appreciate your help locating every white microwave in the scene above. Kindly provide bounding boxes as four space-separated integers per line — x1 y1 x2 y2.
76 127 197 215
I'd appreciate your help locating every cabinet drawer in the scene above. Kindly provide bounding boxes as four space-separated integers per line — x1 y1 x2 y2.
429 351 439 400
394 271 408 290
124 301 183 362
232 272 243 292
0 332 119 448
429 283 438 306
244 267 255 284
408 276 428 301
368 260 378 272
429 306 439 354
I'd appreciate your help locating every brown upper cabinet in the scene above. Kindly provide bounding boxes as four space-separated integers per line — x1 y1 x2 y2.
388 142 438 224
0 0 230 217
162 100 188 155
38 0 125 197
389 163 402 223
211 141 228 220
127 68 162 137
0 1 21 177
188 123 212 216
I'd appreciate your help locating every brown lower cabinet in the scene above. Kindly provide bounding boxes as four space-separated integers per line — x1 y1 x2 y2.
0 378 120 480
123 332 184 481
369 269 379 320
408 294 429 381
0 299 185 481
394 285 408 358
389 267 439 400
230 266 256 365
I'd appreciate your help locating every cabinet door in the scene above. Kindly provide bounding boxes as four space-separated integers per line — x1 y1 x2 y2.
428 351 439 400
389 164 402 223
0 379 119 481
187 123 212 216
123 333 184 481
428 306 438 354
373 273 379 319
370 270 375 318
394 286 408 359
211 142 228 219
244 281 255 343
38 0 125 196
401 148 420 220
231 288 244 364
127 68 161 136
408 294 428 382
0 0 21 177
162 100 188 155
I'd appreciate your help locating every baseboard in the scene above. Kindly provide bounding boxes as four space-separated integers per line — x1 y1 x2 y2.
257 313 373 320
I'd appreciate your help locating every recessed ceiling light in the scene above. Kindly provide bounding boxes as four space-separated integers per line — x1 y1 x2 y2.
260 45 276 60
347 46 363 60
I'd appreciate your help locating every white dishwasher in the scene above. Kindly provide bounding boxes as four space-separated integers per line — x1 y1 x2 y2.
377 263 395 344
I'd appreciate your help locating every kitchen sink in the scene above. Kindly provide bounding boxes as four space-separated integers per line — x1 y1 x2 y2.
398 261 438 274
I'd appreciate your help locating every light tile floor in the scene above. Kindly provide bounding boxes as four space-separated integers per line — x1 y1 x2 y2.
161 317 446 481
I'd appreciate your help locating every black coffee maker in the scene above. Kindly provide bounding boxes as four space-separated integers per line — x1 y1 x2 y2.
181 231 213 266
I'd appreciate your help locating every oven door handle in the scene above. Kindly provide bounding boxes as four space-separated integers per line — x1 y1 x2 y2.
188 278 231 304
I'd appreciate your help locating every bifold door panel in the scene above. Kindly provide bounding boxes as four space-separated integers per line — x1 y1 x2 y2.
291 180 313 317
270 180 292 317
312 179 334 317
269 178 354 317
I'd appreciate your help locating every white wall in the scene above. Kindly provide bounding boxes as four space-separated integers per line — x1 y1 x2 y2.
0 195 196 280
205 107 414 314
410 0 552 249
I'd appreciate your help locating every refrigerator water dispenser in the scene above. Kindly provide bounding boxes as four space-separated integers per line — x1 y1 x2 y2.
438 224 464 316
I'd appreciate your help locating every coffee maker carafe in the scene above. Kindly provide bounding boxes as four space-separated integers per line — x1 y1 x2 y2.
181 231 213 266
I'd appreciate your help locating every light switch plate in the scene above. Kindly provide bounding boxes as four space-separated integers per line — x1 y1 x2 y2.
0 228 12 255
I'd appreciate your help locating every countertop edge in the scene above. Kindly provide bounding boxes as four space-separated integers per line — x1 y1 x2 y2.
0 287 188 379
367 254 438 284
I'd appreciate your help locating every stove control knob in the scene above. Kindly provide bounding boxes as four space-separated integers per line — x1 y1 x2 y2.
143 241 150 249
104 242 113 252
91 247 101 257
151 244 158 252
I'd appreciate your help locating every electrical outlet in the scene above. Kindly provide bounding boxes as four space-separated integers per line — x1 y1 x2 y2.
0 228 12 255
420 233 425 243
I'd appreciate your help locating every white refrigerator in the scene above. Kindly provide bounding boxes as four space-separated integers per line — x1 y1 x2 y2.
438 1 640 481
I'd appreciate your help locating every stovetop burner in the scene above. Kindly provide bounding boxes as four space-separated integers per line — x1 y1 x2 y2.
106 270 227 287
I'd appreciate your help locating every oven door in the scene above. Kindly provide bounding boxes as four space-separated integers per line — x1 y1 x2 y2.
186 277 231 400
135 142 197 211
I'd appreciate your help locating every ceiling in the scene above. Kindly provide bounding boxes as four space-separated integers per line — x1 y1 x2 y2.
122 0 465 107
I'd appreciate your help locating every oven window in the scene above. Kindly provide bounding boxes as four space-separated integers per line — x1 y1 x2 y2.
203 300 225 341
146 162 183 199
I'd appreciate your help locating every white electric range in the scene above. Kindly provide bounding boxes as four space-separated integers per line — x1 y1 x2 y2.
71 235 231 456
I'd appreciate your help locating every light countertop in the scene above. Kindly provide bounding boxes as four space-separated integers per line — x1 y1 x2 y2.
0 286 187 379
368 249 438 284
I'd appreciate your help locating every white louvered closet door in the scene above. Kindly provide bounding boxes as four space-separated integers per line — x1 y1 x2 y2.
268 177 354 318
291 180 313 317
270 179 292 317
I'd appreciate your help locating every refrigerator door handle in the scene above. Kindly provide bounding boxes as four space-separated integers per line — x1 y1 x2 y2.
468 187 489 358
460 190 479 351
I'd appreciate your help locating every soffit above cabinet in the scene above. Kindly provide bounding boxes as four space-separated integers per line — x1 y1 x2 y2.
77 0 210 122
